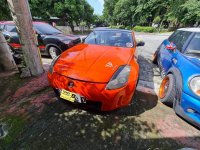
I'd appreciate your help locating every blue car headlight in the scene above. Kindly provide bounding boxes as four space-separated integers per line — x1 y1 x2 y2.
49 56 59 74
189 76 200 97
106 65 131 90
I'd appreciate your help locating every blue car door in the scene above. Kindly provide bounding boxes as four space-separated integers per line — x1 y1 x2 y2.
159 30 192 74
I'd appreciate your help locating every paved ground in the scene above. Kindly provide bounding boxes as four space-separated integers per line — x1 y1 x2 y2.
0 32 200 150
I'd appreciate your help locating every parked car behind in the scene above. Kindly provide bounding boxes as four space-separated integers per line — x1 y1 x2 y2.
0 21 81 59
153 28 200 128
48 28 145 111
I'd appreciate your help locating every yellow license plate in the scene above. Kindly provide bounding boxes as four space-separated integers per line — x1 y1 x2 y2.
60 89 75 102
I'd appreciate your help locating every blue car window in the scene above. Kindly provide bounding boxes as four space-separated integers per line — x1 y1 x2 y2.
186 33 200 55
169 30 191 52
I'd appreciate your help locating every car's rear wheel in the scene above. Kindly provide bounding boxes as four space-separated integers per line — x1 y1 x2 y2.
152 51 158 64
159 74 176 106
49 47 61 59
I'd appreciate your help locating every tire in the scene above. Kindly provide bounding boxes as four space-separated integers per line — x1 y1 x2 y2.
159 65 166 79
49 47 61 59
152 51 158 64
159 74 176 106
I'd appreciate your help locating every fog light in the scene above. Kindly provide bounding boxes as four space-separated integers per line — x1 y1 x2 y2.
187 108 195 113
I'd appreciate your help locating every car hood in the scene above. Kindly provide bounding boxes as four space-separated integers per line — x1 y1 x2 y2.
186 56 200 68
54 44 134 83
43 34 80 42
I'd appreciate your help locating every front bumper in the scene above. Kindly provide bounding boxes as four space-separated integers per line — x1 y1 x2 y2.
48 72 137 111
175 92 200 128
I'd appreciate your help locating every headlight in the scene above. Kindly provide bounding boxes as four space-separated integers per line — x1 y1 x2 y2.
49 56 59 74
189 76 200 97
106 65 131 90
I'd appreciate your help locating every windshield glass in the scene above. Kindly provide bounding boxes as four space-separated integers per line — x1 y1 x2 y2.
33 23 62 35
186 33 200 57
84 30 134 48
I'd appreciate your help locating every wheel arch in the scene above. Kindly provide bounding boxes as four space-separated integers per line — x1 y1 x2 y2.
167 67 183 101
46 44 62 53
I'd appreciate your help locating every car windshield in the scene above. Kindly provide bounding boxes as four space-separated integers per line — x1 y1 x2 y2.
84 30 134 48
33 23 62 35
186 33 200 57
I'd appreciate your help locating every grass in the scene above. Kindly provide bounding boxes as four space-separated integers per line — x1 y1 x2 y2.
0 116 25 149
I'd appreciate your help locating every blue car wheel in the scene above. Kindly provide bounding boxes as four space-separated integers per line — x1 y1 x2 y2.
159 74 176 106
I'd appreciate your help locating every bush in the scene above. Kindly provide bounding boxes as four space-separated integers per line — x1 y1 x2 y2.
125 26 132 30
133 26 156 33
110 25 125 29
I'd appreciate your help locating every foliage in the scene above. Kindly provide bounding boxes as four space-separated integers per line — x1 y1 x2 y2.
0 0 11 20
0 116 25 149
180 0 200 26
54 0 94 31
1 0 95 33
133 26 156 33
110 25 125 29
94 15 106 27
153 16 161 24
29 0 55 20
103 0 200 29
103 0 119 25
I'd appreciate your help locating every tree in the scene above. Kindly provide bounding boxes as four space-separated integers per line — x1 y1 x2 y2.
113 0 137 26
0 32 17 72
29 0 57 21
0 0 11 20
94 15 106 27
180 0 200 26
54 0 94 32
103 0 119 25
7 0 44 77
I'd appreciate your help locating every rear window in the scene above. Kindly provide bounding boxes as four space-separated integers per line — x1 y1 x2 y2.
33 23 62 35
5 25 17 32
169 30 192 51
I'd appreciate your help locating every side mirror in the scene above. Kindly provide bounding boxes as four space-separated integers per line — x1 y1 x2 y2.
166 42 176 51
137 40 145 47
4 33 11 42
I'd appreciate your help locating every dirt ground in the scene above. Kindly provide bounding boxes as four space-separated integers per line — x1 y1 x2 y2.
0 70 200 150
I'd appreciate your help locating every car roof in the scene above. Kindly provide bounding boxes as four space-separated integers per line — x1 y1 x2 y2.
0 21 14 25
93 27 132 33
178 28 200 33
0 21 48 25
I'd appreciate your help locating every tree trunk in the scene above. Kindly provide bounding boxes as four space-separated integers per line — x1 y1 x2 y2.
7 0 44 77
0 32 17 72
69 23 75 32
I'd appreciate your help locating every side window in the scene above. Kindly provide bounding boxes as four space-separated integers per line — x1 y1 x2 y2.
0 25 4 31
169 30 191 52
186 33 200 53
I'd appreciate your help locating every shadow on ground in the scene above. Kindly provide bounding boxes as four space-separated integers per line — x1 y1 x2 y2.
8 98 183 150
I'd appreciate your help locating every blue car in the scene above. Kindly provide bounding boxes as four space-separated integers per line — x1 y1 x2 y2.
153 28 200 128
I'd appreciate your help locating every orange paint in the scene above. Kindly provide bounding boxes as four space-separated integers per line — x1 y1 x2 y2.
48 31 139 111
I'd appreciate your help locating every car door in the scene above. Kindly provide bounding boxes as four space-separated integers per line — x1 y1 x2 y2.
159 30 192 74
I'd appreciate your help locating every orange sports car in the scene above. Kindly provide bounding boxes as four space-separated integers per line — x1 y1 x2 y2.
48 28 144 111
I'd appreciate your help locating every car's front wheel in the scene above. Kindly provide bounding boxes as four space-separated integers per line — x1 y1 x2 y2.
159 74 176 106
49 47 61 59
